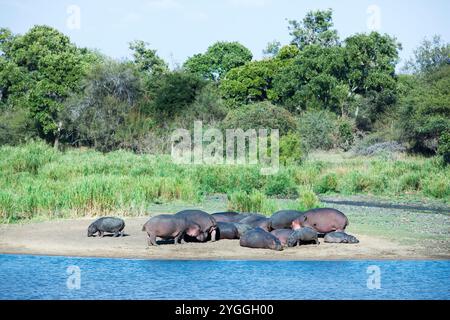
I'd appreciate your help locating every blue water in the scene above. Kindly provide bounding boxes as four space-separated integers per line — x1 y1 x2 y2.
0 254 449 300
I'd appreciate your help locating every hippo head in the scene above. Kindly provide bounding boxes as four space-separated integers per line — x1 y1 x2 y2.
291 218 302 230
87 224 97 237
346 235 360 244
287 230 301 247
270 238 283 251
186 224 202 238
196 232 208 242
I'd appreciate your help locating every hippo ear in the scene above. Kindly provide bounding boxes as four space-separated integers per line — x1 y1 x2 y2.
303 216 307 221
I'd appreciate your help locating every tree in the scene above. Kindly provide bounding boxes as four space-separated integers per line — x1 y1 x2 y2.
62 60 142 151
0 26 95 147
220 59 280 107
184 41 253 81
287 9 339 49
272 45 347 113
151 71 206 119
263 40 281 57
404 35 450 74
397 64 450 155
129 40 168 75
222 101 297 136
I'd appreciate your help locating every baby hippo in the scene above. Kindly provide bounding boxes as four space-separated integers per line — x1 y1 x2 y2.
240 227 283 251
88 217 125 237
142 214 201 246
287 227 319 247
270 229 295 247
324 231 359 244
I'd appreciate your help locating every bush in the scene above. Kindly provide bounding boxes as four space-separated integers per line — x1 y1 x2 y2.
315 173 339 193
336 117 355 151
264 171 298 197
297 185 321 211
227 189 276 215
222 101 297 135
279 132 305 165
298 110 336 150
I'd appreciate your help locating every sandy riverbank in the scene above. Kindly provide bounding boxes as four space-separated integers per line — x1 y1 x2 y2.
1 217 448 260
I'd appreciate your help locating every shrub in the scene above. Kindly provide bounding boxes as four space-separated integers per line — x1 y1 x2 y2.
298 110 336 150
279 132 305 165
315 173 339 193
227 189 277 215
437 130 450 164
222 101 297 135
297 185 321 211
264 171 298 197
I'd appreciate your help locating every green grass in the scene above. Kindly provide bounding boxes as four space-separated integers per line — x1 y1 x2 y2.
0 141 449 223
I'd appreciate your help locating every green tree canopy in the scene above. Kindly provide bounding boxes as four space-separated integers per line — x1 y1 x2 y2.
404 35 450 75
129 40 168 75
287 9 339 49
184 41 253 81
0 25 95 146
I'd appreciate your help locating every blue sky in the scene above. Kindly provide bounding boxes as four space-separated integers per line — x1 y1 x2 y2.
1 0 449 68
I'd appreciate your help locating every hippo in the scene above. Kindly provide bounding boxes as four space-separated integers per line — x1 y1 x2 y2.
232 222 253 238
87 217 125 237
239 215 272 231
269 210 303 230
324 231 359 244
175 209 217 242
142 214 202 246
291 208 349 234
287 227 319 247
270 229 295 247
240 227 283 251
216 222 239 240
212 211 240 223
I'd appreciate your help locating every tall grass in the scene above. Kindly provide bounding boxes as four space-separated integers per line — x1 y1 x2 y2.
0 141 448 222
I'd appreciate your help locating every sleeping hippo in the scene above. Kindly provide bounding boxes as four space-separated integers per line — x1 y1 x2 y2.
240 227 283 251
175 210 217 242
212 211 240 223
287 227 319 247
216 222 239 240
239 214 272 232
270 229 294 247
291 208 349 234
269 210 303 230
87 217 125 237
142 214 202 246
232 222 253 238
324 231 359 244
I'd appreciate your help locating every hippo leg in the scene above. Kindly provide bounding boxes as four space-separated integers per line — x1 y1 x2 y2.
174 233 183 245
315 239 320 245
210 229 217 242
113 231 120 237
98 231 104 238
147 234 158 246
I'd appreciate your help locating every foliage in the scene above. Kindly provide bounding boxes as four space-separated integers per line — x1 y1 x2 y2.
62 60 142 152
220 59 281 107
298 110 337 150
150 71 206 119
288 9 339 49
129 40 168 75
279 132 305 165
404 35 450 74
184 41 252 81
222 101 297 135
0 26 95 145
227 190 276 215
397 64 450 154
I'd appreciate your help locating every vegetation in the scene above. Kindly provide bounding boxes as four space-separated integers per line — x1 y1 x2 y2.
0 10 449 222
0 142 448 223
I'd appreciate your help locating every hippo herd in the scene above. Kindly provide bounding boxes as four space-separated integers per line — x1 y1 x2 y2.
87 208 359 251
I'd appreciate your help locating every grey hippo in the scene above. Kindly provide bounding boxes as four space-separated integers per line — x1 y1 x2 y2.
324 231 359 244
240 227 283 251
87 217 125 237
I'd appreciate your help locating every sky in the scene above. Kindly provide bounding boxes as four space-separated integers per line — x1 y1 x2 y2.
1 0 449 68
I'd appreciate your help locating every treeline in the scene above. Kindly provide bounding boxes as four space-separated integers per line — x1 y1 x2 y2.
0 9 449 163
